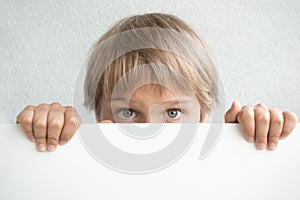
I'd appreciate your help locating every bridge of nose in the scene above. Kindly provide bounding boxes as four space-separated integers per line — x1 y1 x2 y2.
141 104 166 123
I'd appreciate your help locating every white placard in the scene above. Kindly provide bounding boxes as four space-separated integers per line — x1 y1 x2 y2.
0 124 299 200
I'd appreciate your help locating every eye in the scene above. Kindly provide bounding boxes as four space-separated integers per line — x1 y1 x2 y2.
117 108 136 119
165 109 182 120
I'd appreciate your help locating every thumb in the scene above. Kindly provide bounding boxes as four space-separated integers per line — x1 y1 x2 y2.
224 101 242 123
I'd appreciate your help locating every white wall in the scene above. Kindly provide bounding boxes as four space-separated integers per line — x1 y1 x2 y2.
0 0 299 123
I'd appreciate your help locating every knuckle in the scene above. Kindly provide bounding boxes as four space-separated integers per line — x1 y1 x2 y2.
66 116 78 126
65 106 74 109
34 120 47 130
256 113 270 123
48 118 63 130
239 107 254 119
35 137 46 143
20 116 32 126
241 105 252 110
256 103 267 108
280 132 289 138
270 108 283 125
271 116 283 126
65 106 76 113
268 134 279 140
60 135 71 142
60 131 76 142
47 137 59 145
25 131 34 137
50 102 62 108
244 130 254 137
255 136 266 143
37 103 49 109
24 105 35 110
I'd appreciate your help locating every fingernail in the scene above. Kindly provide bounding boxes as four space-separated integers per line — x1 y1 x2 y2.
38 144 46 152
246 137 254 142
269 143 277 150
29 136 35 142
47 145 56 152
257 143 266 150
59 140 67 145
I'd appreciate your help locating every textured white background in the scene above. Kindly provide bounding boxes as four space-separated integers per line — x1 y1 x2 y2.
0 0 299 123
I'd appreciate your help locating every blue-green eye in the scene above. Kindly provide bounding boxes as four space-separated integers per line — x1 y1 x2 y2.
165 109 182 119
117 109 136 119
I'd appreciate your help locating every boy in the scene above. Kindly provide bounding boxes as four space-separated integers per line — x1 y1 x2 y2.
16 13 298 152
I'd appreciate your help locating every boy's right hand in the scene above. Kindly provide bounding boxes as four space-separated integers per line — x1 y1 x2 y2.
16 103 82 152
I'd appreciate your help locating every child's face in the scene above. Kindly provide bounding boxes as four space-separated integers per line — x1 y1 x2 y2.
99 84 201 123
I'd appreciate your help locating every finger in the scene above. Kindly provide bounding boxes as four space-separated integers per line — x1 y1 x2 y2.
237 106 255 142
50 102 63 109
46 108 65 152
267 109 284 150
16 105 36 142
59 108 81 145
254 103 270 150
224 101 242 123
33 104 50 152
280 111 298 139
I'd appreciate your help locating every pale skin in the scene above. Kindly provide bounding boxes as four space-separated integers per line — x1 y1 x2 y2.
17 84 298 152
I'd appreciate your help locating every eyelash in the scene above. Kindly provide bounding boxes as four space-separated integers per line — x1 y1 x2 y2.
114 107 184 120
165 108 183 120
115 108 137 119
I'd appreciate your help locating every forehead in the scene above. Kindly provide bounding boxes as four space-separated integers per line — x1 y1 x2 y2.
133 84 175 95
108 84 200 109
115 84 190 99
100 59 198 100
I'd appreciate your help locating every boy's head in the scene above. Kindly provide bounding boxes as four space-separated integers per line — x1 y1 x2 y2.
84 13 218 123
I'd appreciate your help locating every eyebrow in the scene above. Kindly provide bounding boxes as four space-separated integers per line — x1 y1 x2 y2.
110 98 193 105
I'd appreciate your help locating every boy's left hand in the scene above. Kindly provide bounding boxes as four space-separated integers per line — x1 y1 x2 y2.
225 101 298 150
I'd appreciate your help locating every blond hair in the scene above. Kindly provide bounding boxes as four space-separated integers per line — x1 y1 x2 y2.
84 13 218 122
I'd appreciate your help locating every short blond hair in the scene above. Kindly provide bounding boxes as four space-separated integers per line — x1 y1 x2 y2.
84 13 218 122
